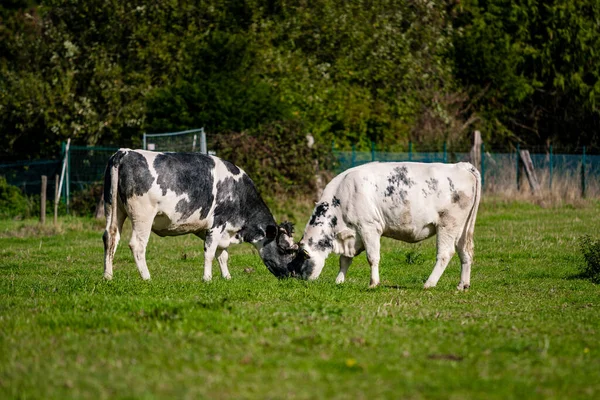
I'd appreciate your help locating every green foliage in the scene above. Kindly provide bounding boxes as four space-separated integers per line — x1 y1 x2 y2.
579 235 600 283
211 120 331 199
0 177 29 219
69 183 103 218
452 0 600 149
1 0 600 163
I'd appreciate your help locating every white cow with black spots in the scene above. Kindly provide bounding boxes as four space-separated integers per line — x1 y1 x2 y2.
288 162 481 289
102 149 297 281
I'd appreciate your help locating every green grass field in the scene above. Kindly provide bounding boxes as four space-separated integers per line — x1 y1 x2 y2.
1 200 599 399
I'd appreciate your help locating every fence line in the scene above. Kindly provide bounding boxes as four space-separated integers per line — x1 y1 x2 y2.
1 140 599 217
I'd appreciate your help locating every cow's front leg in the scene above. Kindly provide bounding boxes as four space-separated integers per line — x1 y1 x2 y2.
216 248 231 280
203 230 220 282
335 255 353 284
362 232 382 288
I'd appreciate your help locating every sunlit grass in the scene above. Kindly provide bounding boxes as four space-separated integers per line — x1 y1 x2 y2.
1 200 599 399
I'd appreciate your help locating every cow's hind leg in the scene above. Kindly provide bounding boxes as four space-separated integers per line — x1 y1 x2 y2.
216 248 231 280
129 218 153 280
335 255 353 284
103 206 126 280
456 230 474 291
424 230 456 289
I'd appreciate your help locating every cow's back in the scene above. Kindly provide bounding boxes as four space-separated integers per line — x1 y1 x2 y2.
331 162 479 242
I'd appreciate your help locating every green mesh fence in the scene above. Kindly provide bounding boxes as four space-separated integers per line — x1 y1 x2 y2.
68 144 119 194
1 140 599 217
335 144 600 197
0 159 62 196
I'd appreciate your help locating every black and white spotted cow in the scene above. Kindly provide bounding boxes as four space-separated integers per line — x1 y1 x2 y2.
288 162 481 289
102 149 296 281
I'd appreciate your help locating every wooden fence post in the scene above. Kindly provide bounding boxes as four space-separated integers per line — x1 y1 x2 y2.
40 175 47 224
54 174 59 225
519 150 541 195
470 131 482 171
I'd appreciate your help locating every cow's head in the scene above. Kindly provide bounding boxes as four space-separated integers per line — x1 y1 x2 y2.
286 242 326 281
260 221 299 278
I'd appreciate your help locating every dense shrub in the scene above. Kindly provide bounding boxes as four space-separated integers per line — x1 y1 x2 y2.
579 235 600 283
212 120 332 201
0 177 29 219
69 183 103 218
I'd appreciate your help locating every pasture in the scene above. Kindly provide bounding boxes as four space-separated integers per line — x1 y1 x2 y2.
1 200 599 399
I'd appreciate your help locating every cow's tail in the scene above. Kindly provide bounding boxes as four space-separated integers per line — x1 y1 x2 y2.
464 163 482 249
103 150 128 280
103 150 125 233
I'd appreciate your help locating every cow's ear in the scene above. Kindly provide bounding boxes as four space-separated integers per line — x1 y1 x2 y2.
266 225 278 240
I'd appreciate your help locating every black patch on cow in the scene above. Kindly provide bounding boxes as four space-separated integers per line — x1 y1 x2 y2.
308 238 314 247
385 185 395 197
212 174 276 242
332 196 341 207
223 160 241 175
204 230 213 249
152 153 216 221
329 215 338 228
287 250 310 277
315 235 333 251
309 202 329 226
116 151 155 204
447 177 455 192
447 177 460 203
426 178 438 192
388 166 415 188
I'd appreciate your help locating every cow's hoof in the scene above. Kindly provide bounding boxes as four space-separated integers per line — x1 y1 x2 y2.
223 274 232 280
423 281 436 289
203 276 212 282
103 273 113 280
335 277 345 284
368 280 379 288
457 283 470 291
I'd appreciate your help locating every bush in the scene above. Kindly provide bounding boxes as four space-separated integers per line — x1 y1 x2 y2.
579 235 600 283
0 176 29 219
69 183 103 217
212 120 333 201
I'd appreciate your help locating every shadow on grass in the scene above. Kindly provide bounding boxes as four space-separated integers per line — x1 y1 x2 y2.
565 271 600 284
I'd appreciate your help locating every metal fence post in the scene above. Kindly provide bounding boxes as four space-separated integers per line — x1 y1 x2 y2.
351 144 356 167
200 128 207 154
581 146 586 198
408 141 412 161
143 133 147 150
516 144 520 190
481 142 485 189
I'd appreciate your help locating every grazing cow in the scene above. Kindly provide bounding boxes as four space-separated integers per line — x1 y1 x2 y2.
288 162 481 289
102 149 296 281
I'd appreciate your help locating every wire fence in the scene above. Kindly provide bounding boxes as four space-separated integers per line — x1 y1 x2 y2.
334 144 600 198
1 133 599 218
